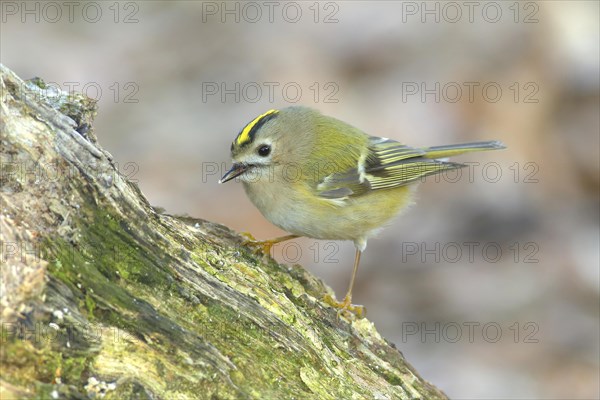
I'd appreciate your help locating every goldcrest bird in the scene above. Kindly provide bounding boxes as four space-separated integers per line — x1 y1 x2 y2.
220 106 505 317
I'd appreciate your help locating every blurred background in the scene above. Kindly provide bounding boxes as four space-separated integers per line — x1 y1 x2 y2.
2 1 598 398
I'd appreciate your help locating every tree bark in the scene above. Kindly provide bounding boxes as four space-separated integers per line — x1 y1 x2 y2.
0 64 448 399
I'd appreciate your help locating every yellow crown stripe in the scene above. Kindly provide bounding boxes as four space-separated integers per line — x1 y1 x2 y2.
236 109 279 146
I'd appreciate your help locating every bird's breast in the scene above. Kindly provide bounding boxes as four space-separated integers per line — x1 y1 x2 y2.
242 178 417 243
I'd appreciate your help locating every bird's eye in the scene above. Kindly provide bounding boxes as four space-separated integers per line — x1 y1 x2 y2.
257 144 271 157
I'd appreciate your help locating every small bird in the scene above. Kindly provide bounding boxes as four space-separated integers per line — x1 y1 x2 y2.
220 107 505 317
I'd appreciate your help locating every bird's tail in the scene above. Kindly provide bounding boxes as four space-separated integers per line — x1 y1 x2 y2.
423 141 506 159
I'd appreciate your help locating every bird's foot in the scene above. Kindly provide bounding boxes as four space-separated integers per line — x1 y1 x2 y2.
240 232 276 256
323 294 365 320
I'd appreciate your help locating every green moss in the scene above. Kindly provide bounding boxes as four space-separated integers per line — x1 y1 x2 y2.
84 293 96 318
1 334 93 398
45 209 175 313
27 76 47 89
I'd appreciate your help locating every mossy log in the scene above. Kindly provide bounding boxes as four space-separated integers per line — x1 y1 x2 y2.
0 64 447 399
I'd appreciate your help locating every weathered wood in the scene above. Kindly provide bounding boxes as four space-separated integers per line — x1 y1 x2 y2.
0 64 447 399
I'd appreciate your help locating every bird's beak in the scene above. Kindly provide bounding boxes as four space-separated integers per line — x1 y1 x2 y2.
219 163 249 184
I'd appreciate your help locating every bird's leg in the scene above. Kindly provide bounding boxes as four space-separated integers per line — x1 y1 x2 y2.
323 249 365 319
241 233 299 256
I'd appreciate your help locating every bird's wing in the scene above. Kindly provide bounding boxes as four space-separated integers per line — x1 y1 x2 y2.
316 137 465 199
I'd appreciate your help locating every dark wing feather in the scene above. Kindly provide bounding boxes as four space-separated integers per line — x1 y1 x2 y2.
364 137 464 190
316 137 464 199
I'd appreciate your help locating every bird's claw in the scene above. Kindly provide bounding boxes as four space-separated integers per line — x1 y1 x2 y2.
240 232 275 255
323 294 365 319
